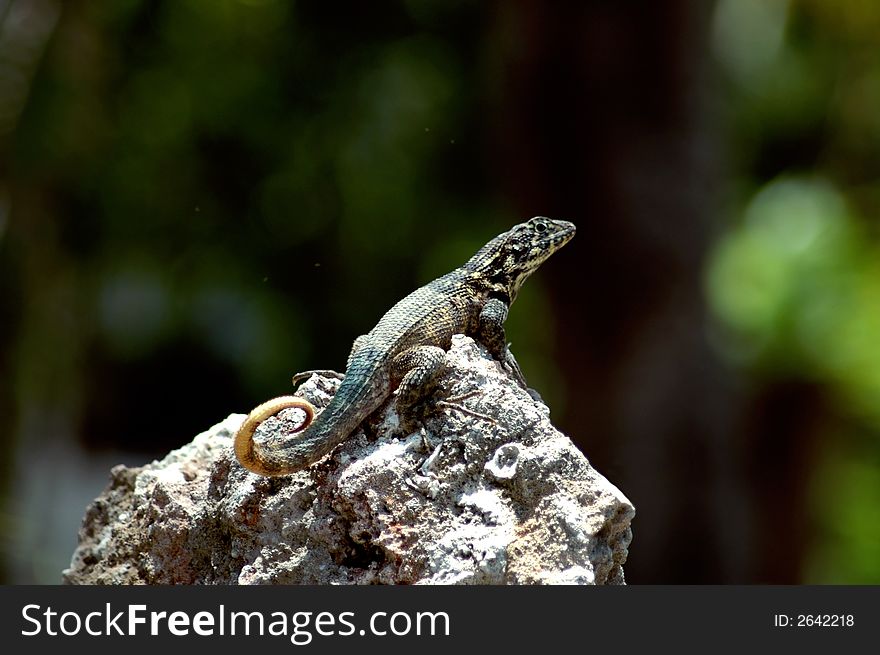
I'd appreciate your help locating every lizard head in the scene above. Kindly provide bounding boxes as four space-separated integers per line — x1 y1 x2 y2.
467 217 576 302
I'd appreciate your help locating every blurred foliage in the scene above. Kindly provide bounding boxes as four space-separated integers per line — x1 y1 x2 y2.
708 0 880 582
708 176 880 418
807 434 880 583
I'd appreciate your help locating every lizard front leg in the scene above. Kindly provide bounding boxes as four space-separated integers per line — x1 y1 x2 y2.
478 297 528 388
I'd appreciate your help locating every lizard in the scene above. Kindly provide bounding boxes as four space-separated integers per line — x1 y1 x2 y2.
234 216 576 476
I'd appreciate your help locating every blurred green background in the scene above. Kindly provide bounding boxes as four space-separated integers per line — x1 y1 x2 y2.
1 0 878 584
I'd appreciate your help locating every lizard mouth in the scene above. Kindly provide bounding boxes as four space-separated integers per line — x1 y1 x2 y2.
556 220 576 239
543 219 576 250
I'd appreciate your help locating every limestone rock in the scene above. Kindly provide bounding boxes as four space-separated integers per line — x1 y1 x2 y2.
64 335 634 585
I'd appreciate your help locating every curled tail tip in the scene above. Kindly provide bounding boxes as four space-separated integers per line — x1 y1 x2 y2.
233 395 317 476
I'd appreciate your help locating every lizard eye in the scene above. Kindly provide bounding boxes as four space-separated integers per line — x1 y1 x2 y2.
533 220 548 233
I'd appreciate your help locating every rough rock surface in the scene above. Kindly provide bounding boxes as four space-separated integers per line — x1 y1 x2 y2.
64 335 635 585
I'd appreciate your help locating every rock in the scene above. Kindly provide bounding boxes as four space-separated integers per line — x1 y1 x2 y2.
63 335 635 585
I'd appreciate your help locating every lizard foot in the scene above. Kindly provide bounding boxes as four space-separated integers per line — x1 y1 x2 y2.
291 369 345 387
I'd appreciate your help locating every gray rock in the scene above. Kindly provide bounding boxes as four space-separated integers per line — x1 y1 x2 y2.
64 335 635 585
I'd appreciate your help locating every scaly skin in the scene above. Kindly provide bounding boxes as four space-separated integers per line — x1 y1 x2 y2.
234 217 576 476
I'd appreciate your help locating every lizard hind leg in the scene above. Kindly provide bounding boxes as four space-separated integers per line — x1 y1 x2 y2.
234 396 317 476
391 345 447 412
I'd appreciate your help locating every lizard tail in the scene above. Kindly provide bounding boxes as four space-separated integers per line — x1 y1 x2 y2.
234 396 317 476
